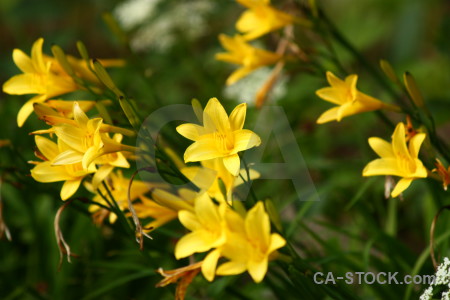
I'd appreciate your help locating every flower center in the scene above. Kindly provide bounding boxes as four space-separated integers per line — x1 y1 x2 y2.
214 132 234 154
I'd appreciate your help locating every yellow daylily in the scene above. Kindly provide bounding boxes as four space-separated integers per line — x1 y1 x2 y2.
175 193 227 281
316 71 400 124
176 98 261 176
30 135 95 200
182 158 260 203
363 122 428 197
236 0 308 40
2 38 78 127
88 170 151 223
216 34 282 85
38 102 135 170
208 202 286 283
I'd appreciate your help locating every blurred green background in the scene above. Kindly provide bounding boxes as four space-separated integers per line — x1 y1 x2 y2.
0 0 449 299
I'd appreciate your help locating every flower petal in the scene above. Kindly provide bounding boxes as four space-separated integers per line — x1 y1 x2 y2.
216 261 247 276
268 233 286 253
12 49 34 73
60 179 82 200
178 210 201 231
35 135 59 160
203 98 230 132
184 137 222 163
362 158 404 177
195 193 221 227
223 154 240 176
316 107 340 124
52 149 83 165
368 137 393 158
232 129 261 153
174 231 212 259
31 162 73 182
409 133 426 158
245 202 270 248
229 103 247 131
152 189 194 212
73 102 89 126
201 249 221 282
248 258 268 283
92 165 114 190
176 123 206 141
391 178 413 198
392 123 409 158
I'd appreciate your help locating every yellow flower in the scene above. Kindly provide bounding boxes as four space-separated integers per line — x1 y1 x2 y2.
215 202 285 283
2 38 78 127
88 170 151 223
236 0 307 40
182 158 260 203
216 34 282 85
175 193 226 258
174 193 227 283
36 102 135 171
176 98 261 176
316 71 400 124
363 122 428 197
30 135 95 200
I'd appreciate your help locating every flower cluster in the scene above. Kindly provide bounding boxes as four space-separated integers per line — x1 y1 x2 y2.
215 0 310 106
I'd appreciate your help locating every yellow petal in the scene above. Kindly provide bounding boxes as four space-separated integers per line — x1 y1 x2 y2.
226 67 254 86
316 87 346 105
196 193 221 226
54 125 85 152
60 179 81 200
391 178 413 198
31 38 46 72
368 137 393 158
176 123 206 141
232 129 261 153
362 158 404 177
392 123 409 158
92 165 114 189
201 249 221 282
229 103 247 131
82 146 101 170
408 133 426 158
216 261 247 276
12 49 34 73
73 102 89 126
174 231 211 259
35 135 59 160
152 189 194 212
223 154 240 176
316 107 340 124
178 210 201 231
31 162 73 182
184 137 221 162
203 98 230 132
245 202 270 247
3 73 45 95
268 233 286 253
52 149 83 165
18 96 46 127
248 258 268 283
